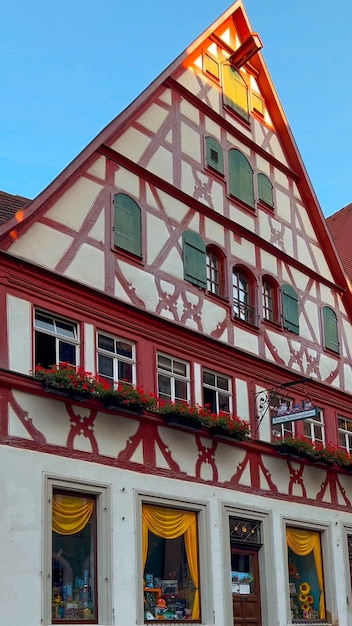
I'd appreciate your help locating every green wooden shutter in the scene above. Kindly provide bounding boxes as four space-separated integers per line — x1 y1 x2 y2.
183 231 206 289
228 149 254 208
257 173 273 207
222 65 249 120
114 193 141 256
322 306 339 353
282 284 299 334
205 137 224 174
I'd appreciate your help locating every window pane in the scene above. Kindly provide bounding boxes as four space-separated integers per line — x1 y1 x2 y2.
35 331 56 368
217 376 229 391
158 355 172 372
118 361 133 383
52 492 96 621
98 334 115 352
158 374 171 399
203 387 216 413
59 341 76 366
203 371 215 386
98 354 113 379
56 320 76 339
35 312 55 332
287 528 325 621
219 394 230 413
175 379 188 401
173 360 187 377
116 340 133 359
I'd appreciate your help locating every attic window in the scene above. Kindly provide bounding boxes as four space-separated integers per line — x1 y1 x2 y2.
204 52 220 79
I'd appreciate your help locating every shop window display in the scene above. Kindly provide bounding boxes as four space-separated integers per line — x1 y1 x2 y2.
142 504 200 621
52 491 96 622
287 528 325 622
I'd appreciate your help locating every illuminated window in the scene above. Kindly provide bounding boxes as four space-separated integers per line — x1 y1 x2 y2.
142 503 201 621
233 267 256 324
228 149 254 208
203 52 220 79
97 332 135 387
222 64 249 120
34 310 78 369
44 478 112 625
286 527 326 622
338 416 352 452
157 354 189 403
202 369 231 414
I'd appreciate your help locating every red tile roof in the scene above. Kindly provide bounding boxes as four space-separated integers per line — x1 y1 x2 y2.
0 190 31 225
327 203 352 281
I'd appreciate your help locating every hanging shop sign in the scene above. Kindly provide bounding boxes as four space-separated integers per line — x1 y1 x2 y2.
272 401 318 425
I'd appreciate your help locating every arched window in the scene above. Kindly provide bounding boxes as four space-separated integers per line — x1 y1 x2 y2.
282 284 299 334
222 64 249 120
228 149 254 208
206 246 225 297
113 193 141 256
232 267 256 324
262 276 279 323
205 137 224 175
322 306 339 353
182 231 207 289
257 173 274 207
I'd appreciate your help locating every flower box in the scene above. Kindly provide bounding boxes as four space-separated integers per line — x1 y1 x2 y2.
102 395 144 415
210 426 245 442
43 382 91 403
162 413 202 431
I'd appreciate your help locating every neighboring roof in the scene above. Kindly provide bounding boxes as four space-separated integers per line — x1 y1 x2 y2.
327 204 352 282
0 190 30 225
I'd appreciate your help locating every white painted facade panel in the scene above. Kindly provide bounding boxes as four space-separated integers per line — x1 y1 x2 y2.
7 295 31 375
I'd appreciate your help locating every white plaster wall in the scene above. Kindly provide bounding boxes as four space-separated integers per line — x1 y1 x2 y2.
110 128 150 163
7 295 31 375
65 244 105 290
2 443 352 626
136 104 169 133
9 223 73 270
45 178 103 230
115 168 140 198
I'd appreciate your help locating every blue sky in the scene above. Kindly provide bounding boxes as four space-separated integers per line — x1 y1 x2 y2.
1 0 351 217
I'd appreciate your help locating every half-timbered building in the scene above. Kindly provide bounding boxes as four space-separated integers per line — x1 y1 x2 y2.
2 2 352 625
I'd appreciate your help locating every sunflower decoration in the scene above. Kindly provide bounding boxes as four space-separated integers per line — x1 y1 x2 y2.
299 582 310 594
301 603 310 612
298 593 308 603
307 594 314 605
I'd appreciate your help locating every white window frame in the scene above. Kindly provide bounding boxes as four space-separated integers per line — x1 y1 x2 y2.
42 476 112 625
135 492 211 625
303 408 325 445
337 415 352 452
34 309 79 367
157 353 190 402
96 331 136 386
202 368 232 414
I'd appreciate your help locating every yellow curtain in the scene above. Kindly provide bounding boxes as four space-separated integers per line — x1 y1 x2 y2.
52 493 93 535
286 528 325 619
142 504 200 619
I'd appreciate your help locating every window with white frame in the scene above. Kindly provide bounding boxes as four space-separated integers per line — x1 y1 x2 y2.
270 394 295 439
97 332 135 387
202 369 231 414
44 477 112 625
303 408 325 445
157 354 189 402
338 415 352 452
140 497 209 623
34 310 78 368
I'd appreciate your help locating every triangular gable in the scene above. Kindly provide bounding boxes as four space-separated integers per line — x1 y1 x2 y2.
0 0 351 316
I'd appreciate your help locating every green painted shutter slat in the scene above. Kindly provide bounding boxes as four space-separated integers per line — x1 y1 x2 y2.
282 284 299 334
114 193 141 256
228 149 254 208
322 306 339 353
183 231 206 289
205 137 224 174
258 173 273 207
222 65 249 120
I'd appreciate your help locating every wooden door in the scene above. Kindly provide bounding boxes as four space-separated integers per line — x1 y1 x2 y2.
231 547 262 626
